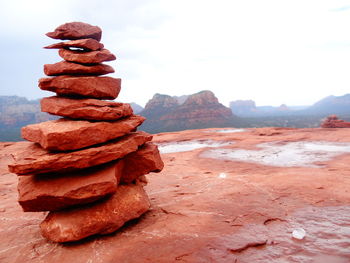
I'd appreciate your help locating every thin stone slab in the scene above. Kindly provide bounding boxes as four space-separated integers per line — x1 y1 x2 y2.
59 48 116 64
44 61 114 76
44 39 104 51
8 131 152 175
119 142 164 184
18 161 120 212
41 96 133 120
40 184 150 242
39 76 121 99
46 22 102 41
21 115 145 151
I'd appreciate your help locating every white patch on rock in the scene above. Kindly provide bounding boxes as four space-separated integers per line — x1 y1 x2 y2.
201 141 350 167
157 140 232 154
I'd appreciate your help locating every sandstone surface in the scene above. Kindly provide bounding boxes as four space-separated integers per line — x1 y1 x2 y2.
8 131 152 175
46 22 102 41
39 76 121 99
120 142 164 184
44 61 114 76
17 162 119 212
2 127 350 262
59 48 116 64
21 115 145 151
41 96 133 120
40 184 150 242
44 38 104 51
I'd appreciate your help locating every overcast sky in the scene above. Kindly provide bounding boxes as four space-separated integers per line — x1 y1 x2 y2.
0 0 349 107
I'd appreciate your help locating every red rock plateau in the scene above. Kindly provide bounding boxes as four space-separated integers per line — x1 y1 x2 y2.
1 127 350 262
321 115 350 128
5 21 164 245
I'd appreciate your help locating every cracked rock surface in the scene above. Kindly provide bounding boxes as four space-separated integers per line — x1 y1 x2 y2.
1 127 350 262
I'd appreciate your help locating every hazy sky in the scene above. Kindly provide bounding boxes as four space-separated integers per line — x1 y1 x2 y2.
0 0 349 107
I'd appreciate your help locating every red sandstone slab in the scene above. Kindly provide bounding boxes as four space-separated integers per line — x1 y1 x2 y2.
44 39 104 51
21 115 145 151
40 184 150 242
18 161 120 212
8 131 152 175
44 61 114 76
59 48 116 64
120 142 164 184
39 76 121 99
46 22 102 41
41 96 133 120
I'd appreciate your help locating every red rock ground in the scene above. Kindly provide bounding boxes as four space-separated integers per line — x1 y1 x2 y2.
0 127 350 262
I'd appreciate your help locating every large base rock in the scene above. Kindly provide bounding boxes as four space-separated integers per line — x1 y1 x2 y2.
39 76 121 99
21 115 145 151
8 131 152 175
46 22 102 41
40 184 150 242
44 39 104 51
120 142 164 184
59 48 116 64
44 61 114 76
18 161 120 212
41 96 133 120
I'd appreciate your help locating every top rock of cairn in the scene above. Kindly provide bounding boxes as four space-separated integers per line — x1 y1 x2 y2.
46 22 102 41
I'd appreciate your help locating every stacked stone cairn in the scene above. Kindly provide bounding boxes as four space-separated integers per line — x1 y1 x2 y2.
8 22 164 243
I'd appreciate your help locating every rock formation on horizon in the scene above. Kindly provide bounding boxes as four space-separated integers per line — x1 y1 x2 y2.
141 90 242 133
7 22 164 243
321 115 350 128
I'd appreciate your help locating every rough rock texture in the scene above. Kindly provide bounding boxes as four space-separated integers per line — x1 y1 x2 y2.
8 131 152 175
2 127 350 262
120 142 164 184
44 38 104 51
321 115 350 128
17 161 119 212
21 115 145 151
39 76 121 99
46 22 102 41
40 184 150 242
41 96 133 120
59 48 116 64
44 61 114 76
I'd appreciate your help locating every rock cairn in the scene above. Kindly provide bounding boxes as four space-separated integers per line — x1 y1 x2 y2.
8 22 164 243
321 115 350 128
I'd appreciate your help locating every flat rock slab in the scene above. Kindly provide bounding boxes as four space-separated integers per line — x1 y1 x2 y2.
41 96 133 120
44 39 104 51
46 22 102 41
8 131 152 175
18 161 119 212
39 76 121 99
21 115 145 151
40 183 150 242
120 142 164 184
59 48 116 64
44 61 114 76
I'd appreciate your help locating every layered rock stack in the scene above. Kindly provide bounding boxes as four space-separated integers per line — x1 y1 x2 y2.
321 115 350 128
8 22 164 243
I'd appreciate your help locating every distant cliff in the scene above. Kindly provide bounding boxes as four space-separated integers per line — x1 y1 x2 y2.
140 91 242 133
0 96 55 141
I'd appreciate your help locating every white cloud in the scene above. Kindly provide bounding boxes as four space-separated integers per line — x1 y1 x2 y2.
1 0 350 107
